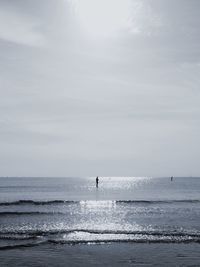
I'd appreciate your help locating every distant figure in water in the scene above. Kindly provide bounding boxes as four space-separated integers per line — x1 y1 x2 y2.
96 176 99 188
171 176 173 181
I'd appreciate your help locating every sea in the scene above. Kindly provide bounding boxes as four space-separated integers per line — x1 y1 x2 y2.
0 176 199 267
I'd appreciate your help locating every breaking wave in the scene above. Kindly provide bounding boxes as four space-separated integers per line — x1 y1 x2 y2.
0 199 199 206
0 229 200 250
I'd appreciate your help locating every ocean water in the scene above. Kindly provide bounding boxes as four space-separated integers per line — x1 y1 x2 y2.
0 176 199 251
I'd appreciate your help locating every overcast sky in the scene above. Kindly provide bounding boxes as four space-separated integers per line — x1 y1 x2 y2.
0 0 200 177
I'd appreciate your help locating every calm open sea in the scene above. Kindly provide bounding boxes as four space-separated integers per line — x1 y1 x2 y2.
0 177 199 266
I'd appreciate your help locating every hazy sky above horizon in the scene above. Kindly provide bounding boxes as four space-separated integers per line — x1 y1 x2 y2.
0 0 200 177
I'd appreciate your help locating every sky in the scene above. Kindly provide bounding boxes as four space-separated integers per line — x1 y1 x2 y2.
0 0 200 177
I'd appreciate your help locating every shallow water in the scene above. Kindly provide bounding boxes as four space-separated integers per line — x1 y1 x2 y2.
0 243 200 267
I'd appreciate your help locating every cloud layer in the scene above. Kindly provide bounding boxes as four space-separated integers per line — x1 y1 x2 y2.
0 0 200 176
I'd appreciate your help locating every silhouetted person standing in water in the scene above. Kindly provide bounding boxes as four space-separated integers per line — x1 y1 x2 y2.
96 176 99 188
171 176 173 181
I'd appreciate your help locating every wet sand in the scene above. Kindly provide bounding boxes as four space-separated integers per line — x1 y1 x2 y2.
0 243 200 267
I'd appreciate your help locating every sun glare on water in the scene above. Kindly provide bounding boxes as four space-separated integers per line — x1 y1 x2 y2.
69 0 135 38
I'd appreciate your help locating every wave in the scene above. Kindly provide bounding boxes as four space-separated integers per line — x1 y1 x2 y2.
0 242 46 250
47 238 200 245
0 229 200 238
0 199 199 206
0 211 63 216
0 230 200 250
0 200 76 206
0 235 37 240
117 200 200 204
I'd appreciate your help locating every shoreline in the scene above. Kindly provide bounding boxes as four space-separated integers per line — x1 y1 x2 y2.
0 243 200 267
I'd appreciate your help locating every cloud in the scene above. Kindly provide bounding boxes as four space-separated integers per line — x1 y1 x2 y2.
0 4 45 46
67 0 162 38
